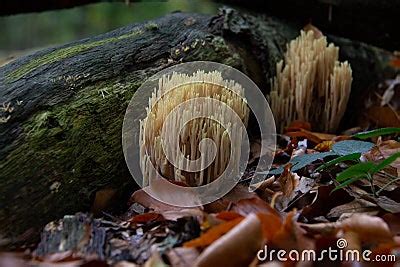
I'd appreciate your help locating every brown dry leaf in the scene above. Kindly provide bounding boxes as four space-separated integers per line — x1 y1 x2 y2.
367 172 400 191
300 222 339 236
327 199 379 219
301 185 354 221
376 196 400 213
340 214 393 244
230 197 279 216
277 165 300 197
166 247 199 267
146 178 203 207
204 184 257 213
130 189 181 212
377 140 400 169
285 129 322 144
314 141 334 152
195 214 263 267
183 217 243 248
129 179 203 216
364 106 400 128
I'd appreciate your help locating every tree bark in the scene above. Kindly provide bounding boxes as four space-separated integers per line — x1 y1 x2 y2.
0 8 396 245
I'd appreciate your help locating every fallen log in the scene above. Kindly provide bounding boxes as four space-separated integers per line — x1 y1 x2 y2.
0 8 396 245
222 0 400 51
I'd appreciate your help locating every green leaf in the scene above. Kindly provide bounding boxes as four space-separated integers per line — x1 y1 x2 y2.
315 152 361 172
291 151 336 171
336 162 374 182
370 152 400 174
332 176 364 192
332 140 374 156
263 151 336 175
353 127 400 140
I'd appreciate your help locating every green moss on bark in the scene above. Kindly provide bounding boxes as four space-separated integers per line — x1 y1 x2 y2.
7 29 143 82
0 76 142 236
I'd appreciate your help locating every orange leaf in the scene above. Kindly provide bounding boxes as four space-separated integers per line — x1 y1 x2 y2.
130 212 164 224
195 214 263 267
257 212 282 240
231 197 279 216
216 211 243 221
314 141 334 152
183 217 244 248
285 130 322 144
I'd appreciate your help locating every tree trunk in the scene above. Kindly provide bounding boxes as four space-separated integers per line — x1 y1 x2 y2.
0 8 396 245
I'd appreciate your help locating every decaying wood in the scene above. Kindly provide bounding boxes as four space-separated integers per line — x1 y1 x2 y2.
0 8 396 245
221 0 400 51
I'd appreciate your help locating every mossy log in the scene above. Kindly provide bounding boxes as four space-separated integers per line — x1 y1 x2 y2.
0 8 396 245
222 0 400 51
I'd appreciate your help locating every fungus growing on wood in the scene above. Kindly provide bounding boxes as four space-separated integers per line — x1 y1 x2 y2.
269 30 352 133
139 70 249 187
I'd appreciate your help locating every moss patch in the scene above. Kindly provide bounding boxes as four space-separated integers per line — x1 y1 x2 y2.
7 29 143 82
0 76 142 236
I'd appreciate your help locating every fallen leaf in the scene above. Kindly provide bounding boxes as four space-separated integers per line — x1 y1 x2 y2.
130 180 203 214
183 217 243 248
285 129 322 144
301 185 353 221
340 214 393 244
272 211 315 251
204 184 257 213
314 141 334 152
231 197 279 216
195 214 263 267
377 140 400 169
216 211 243 221
364 106 400 128
257 213 282 240
327 199 379 219
376 196 400 213
129 213 164 224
